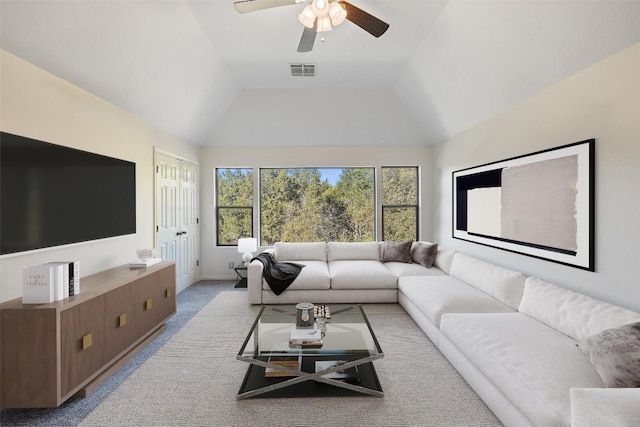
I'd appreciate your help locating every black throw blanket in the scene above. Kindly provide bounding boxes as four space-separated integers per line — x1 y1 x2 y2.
251 253 305 296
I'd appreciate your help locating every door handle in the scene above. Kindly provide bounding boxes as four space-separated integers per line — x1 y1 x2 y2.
176 231 187 236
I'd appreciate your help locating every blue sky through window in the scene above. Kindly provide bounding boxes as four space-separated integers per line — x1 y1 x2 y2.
318 168 343 186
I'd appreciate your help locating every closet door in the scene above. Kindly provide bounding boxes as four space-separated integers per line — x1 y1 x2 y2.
179 160 199 292
156 152 180 273
155 151 199 292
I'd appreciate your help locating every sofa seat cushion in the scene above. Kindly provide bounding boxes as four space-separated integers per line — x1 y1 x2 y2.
571 388 640 427
384 262 448 278
440 313 604 427
328 260 397 289
398 276 513 328
263 260 330 290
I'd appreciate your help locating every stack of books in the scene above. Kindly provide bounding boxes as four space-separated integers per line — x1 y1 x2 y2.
264 356 301 377
22 261 80 304
289 328 323 348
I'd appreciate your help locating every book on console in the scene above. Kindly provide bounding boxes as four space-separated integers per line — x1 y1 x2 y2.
130 258 162 268
51 261 80 296
46 262 68 301
22 264 56 304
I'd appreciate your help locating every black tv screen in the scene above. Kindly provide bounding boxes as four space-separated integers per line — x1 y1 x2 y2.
1 131 136 255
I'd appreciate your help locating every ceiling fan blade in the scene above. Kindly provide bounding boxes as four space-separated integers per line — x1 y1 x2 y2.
233 0 299 14
338 1 389 38
297 25 317 53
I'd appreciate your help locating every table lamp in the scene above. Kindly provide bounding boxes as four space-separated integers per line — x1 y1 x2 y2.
238 237 258 266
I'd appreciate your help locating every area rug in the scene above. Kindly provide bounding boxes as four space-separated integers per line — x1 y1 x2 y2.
80 292 501 426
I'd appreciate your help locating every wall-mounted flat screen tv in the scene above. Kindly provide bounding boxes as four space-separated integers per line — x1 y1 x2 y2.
1 131 136 256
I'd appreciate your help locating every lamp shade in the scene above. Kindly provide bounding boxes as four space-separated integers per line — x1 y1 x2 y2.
238 237 258 266
328 2 346 25
299 5 316 28
237 237 258 253
316 15 332 32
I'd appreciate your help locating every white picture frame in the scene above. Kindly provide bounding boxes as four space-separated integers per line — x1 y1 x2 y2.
452 139 595 271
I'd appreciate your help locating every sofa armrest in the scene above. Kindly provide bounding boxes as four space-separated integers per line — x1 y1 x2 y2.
247 259 264 304
571 387 640 427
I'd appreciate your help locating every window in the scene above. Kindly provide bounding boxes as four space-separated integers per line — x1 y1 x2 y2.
382 167 419 241
216 168 253 246
260 168 375 245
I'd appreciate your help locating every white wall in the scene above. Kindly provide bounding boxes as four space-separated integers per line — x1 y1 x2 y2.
0 50 199 303
433 43 640 311
199 145 434 280
206 88 427 147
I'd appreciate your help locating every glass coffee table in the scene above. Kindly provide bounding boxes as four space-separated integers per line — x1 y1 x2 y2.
237 304 384 399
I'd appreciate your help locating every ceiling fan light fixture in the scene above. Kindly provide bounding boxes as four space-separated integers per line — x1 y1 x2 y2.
313 0 328 14
328 2 346 25
316 15 332 32
299 5 316 28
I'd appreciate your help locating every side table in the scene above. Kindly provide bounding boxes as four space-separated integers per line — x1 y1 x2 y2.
234 266 248 288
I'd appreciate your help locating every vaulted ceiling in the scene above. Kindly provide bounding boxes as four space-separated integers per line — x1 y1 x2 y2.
2 1 640 147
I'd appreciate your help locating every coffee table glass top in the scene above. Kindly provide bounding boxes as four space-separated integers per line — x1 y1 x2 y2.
238 304 382 358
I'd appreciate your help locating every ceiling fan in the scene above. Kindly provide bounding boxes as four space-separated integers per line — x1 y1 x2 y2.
233 0 389 52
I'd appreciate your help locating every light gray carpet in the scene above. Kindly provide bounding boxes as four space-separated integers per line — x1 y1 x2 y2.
80 292 501 426
0 281 235 426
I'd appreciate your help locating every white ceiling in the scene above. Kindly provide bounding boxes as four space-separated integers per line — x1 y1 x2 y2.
2 0 640 147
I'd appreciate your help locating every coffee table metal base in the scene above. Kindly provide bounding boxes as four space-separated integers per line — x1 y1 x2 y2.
237 355 384 399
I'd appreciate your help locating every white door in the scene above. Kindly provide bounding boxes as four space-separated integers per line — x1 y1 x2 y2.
155 152 199 292
179 160 199 291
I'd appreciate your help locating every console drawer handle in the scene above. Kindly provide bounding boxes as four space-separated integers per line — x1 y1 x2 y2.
119 312 127 327
82 333 93 350
145 298 153 311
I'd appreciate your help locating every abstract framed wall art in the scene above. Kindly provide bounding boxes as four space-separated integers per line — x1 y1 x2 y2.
452 139 595 271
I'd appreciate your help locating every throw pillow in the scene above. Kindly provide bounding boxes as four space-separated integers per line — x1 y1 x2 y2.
578 321 640 388
381 240 413 263
411 242 438 268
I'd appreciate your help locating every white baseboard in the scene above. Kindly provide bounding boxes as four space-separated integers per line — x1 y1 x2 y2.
199 275 236 281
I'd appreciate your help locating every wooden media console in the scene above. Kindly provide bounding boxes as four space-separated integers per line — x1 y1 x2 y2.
0 261 176 408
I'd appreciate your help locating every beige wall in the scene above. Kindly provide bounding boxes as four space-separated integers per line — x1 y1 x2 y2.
4 39 638 312
0 50 199 303
433 42 640 311
199 145 434 280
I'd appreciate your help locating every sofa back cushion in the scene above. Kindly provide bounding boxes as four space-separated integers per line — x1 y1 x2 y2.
519 277 640 341
449 253 526 309
434 247 456 274
327 242 380 261
274 242 326 262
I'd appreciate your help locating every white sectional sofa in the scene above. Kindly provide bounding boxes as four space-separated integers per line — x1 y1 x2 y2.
247 241 448 305
248 241 640 426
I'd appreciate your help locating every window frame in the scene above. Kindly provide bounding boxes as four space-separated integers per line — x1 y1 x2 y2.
215 168 254 247
381 166 419 241
215 165 421 246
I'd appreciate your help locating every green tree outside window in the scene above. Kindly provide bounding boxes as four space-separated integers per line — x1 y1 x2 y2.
382 167 419 241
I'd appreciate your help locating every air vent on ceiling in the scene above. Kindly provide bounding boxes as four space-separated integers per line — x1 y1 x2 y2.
290 63 316 77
